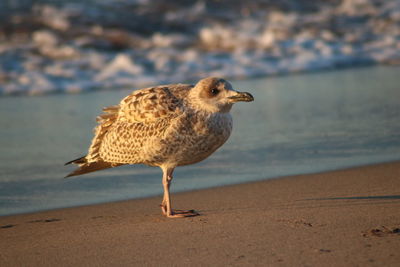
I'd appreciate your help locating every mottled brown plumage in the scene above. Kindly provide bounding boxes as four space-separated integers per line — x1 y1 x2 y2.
66 77 253 217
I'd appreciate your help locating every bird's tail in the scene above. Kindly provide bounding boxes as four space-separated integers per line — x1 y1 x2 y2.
64 156 123 178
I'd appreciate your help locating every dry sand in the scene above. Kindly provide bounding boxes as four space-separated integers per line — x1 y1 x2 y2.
1 162 400 266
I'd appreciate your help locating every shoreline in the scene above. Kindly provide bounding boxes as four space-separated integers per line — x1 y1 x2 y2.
1 161 400 266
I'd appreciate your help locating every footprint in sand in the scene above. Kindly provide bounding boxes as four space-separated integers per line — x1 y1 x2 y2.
1 218 62 229
362 226 400 237
1 224 16 229
27 218 62 223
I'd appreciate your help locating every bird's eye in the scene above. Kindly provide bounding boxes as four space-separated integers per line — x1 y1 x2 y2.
210 88 219 95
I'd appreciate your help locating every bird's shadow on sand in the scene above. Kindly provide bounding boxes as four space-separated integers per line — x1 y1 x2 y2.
304 195 400 201
289 194 400 210
200 195 400 215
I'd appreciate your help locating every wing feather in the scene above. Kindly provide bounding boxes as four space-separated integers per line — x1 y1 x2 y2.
86 104 120 162
118 85 187 123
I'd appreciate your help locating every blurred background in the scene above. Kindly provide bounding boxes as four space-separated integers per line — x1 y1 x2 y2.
1 0 399 95
0 0 400 215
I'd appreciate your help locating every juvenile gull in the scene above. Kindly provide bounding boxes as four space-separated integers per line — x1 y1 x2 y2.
65 77 254 218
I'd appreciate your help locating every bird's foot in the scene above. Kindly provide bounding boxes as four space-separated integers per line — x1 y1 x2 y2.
167 209 199 218
160 204 199 218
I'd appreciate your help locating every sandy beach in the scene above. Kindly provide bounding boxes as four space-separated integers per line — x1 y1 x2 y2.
1 161 399 266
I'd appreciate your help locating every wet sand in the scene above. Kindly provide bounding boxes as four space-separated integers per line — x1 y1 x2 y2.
1 162 400 266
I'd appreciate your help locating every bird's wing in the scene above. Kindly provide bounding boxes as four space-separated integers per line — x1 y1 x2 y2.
85 85 187 163
118 84 190 123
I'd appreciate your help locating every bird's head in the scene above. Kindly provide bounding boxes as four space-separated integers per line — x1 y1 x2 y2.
189 77 254 113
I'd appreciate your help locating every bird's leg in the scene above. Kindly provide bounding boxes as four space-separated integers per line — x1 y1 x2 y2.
160 167 199 218
160 168 172 216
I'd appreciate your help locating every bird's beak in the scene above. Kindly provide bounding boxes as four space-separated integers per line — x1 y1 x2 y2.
228 91 254 103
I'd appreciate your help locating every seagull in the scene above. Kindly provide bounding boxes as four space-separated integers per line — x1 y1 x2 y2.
65 77 254 218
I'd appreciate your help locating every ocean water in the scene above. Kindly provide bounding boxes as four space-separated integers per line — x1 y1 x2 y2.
1 66 400 216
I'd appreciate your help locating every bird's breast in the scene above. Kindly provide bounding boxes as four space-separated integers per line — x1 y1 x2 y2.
153 111 233 167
